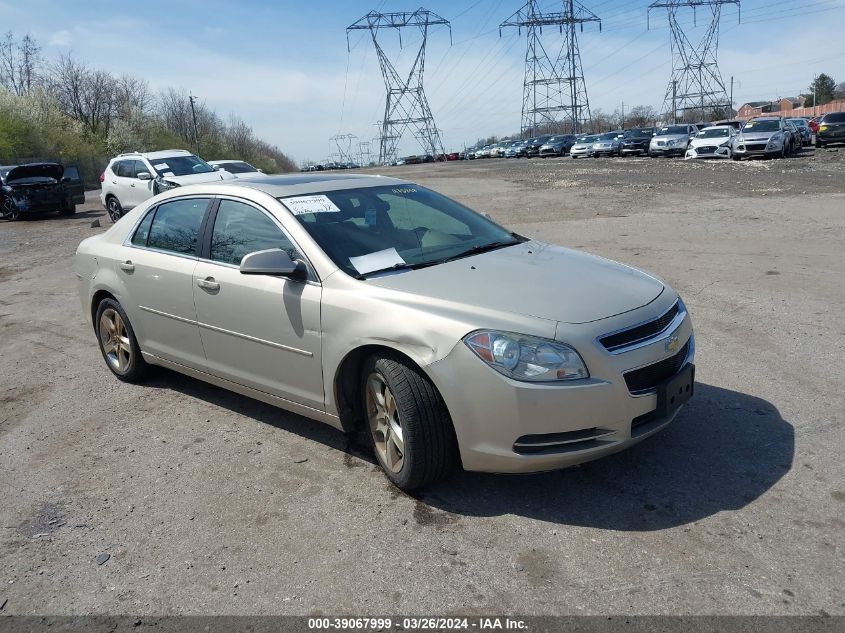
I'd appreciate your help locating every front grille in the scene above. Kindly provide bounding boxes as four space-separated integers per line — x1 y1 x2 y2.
745 143 767 151
513 427 617 455
599 302 680 352
623 340 690 394
696 146 717 154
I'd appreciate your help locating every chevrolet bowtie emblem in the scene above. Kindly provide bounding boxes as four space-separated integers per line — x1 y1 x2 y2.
665 334 681 354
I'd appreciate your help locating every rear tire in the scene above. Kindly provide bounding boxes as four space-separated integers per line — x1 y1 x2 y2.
732 154 742 161
95 298 149 383
361 353 458 491
2 197 20 221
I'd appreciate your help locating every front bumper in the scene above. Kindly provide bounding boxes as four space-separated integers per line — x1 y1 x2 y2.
685 144 731 159
427 305 695 473
650 143 686 156
569 147 592 157
620 143 648 154
732 140 781 157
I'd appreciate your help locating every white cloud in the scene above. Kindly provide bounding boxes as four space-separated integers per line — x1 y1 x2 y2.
48 29 72 47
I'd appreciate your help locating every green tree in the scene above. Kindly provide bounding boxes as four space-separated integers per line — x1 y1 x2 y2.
806 74 836 106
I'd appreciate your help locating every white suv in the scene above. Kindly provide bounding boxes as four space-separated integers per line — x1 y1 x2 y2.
99 149 235 222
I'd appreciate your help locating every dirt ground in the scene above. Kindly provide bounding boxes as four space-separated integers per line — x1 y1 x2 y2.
0 148 843 616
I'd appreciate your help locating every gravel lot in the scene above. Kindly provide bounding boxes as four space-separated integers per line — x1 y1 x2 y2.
1 148 843 616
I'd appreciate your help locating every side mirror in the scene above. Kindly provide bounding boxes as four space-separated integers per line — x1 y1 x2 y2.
240 248 307 280
137 171 152 181
212 165 221 171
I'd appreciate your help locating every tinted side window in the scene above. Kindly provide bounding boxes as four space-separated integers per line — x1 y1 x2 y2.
115 161 133 178
131 210 155 246
133 160 149 179
147 198 208 255
823 112 845 123
210 199 297 266
63 166 80 181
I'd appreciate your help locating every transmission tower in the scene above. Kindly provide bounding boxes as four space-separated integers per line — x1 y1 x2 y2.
348 9 450 165
648 0 740 123
358 141 372 166
500 0 600 137
330 133 357 165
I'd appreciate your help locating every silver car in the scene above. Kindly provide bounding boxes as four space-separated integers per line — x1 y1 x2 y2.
569 135 599 158
649 124 699 157
732 117 789 160
76 175 695 491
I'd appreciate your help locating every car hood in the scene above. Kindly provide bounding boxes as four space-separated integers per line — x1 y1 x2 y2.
652 134 688 142
689 136 729 147
571 142 592 149
163 171 235 184
367 241 664 325
5 163 64 183
739 132 776 141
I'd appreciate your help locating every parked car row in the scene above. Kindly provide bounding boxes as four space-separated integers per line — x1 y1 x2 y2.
463 113 845 165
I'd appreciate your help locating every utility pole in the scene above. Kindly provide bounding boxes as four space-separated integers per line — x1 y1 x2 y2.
500 0 601 137
814 75 818 117
729 75 734 116
621 101 625 129
672 80 677 123
188 94 201 156
347 9 451 165
648 0 740 123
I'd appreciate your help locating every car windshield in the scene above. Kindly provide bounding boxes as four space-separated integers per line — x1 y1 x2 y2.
149 155 214 176
822 112 845 123
281 185 521 278
743 120 780 133
658 126 689 135
576 136 596 143
698 128 730 138
218 161 257 173
623 129 653 138
596 133 618 141
787 119 807 127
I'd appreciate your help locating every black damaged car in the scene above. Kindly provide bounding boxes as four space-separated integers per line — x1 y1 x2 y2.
0 163 84 221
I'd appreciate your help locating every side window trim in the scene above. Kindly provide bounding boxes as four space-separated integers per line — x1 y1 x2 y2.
124 196 214 259
199 195 319 283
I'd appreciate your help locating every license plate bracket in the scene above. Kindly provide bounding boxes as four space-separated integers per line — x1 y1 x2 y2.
656 363 695 418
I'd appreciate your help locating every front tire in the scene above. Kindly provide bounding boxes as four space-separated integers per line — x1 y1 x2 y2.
106 196 123 223
2 197 20 221
95 298 149 382
362 354 458 491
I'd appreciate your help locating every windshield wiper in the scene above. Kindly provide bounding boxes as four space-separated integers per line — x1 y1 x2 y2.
438 238 522 265
354 260 439 280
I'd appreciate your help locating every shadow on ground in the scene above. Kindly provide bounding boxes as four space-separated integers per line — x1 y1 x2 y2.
148 373 793 531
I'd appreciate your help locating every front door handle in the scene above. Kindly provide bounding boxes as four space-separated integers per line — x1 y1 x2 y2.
196 277 220 292
119 261 135 272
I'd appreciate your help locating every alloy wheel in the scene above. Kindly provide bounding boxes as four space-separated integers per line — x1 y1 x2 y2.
107 199 122 222
99 308 132 373
366 372 405 473
3 197 19 221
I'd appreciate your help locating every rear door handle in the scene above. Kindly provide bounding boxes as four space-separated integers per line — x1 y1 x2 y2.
119 261 135 272
196 277 220 292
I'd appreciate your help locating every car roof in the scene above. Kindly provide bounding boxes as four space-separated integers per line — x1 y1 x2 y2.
700 125 733 130
113 149 194 161
208 159 250 164
211 173 410 197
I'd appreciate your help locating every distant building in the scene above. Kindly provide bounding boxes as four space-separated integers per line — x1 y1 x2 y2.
737 97 807 118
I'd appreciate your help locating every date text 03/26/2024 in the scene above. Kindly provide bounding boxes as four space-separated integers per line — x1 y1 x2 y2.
307 617 528 630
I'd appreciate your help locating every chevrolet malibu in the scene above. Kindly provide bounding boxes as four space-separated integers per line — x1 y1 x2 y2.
76 175 695 491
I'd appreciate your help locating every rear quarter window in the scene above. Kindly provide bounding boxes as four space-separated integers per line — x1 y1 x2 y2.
146 198 209 255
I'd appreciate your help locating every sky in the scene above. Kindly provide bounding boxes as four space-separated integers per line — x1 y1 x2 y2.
1 0 844 163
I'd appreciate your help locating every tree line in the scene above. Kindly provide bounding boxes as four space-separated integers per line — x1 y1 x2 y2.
0 31 296 179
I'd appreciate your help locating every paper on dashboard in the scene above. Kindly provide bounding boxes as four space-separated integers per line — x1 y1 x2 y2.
349 248 406 275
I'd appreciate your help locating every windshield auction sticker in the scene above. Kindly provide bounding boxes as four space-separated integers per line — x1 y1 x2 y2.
283 195 341 216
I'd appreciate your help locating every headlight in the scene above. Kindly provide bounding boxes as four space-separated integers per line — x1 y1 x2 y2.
464 330 589 382
153 177 180 194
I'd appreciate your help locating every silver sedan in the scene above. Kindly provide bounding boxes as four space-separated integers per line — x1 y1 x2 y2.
76 175 695 490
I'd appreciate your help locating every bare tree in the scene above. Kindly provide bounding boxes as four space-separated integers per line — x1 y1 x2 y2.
0 31 42 95
48 54 116 135
626 105 659 128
